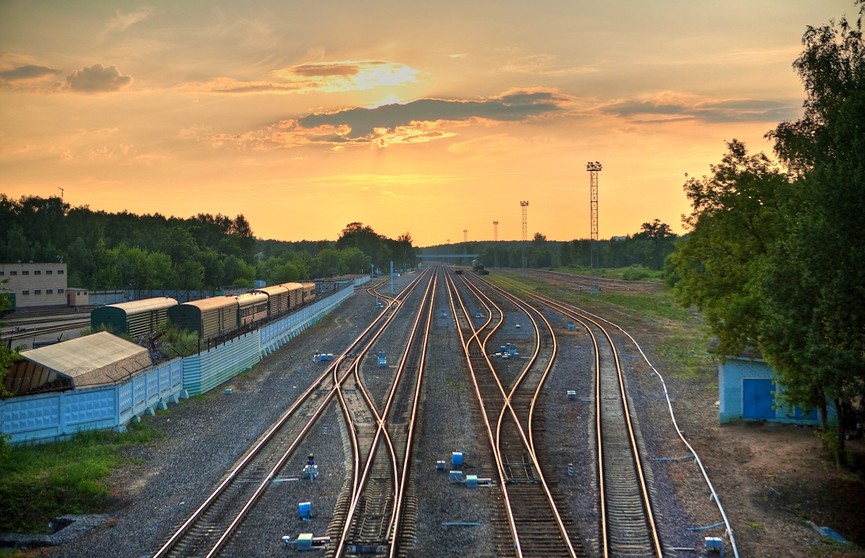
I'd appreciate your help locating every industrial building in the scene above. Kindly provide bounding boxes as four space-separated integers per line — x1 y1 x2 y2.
0 262 69 308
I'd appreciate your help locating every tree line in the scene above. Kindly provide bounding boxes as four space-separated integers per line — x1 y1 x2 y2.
0 198 416 289
429 219 677 276
666 4 864 459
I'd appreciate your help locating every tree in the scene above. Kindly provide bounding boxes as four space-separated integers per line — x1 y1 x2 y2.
759 4 865 455
337 222 388 270
635 219 675 270
668 3 865 458
668 140 789 356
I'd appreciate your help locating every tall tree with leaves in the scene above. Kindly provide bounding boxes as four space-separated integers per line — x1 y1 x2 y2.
760 3 865 454
667 140 789 357
669 3 865 458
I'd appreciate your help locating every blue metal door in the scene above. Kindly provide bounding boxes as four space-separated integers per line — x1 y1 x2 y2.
743 378 774 419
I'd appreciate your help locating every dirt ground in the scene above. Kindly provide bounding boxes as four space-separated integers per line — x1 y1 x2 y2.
688 419 865 558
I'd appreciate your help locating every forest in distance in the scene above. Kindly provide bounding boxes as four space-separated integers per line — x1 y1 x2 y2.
0 193 677 291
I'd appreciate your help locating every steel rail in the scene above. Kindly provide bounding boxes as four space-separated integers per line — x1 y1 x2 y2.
388 272 436 557
152 271 426 557
497 284 663 557
332 272 434 556
464 275 579 556
477 278 579 556
444 271 522 557
529 290 740 558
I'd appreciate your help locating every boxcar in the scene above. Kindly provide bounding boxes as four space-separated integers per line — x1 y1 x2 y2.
253 284 290 316
300 282 316 304
284 282 304 309
91 297 178 338
167 296 239 340
236 292 269 326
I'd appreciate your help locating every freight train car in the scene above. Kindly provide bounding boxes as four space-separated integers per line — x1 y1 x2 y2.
91 297 178 338
167 296 240 341
236 292 269 326
299 281 316 304
253 284 291 316
282 282 304 308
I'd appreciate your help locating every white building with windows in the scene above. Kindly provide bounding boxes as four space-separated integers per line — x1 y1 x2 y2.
0 262 69 308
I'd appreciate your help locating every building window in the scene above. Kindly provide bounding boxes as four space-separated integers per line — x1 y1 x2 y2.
34 289 41 295
22 270 29 275
22 290 29 295
58 269 64 274
46 270 53 275
59 289 65 293
10 271 17 275
46 289 53 294
0 271 4 276
35 270 42 275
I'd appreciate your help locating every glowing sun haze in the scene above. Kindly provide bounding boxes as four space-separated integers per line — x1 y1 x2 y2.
0 1 854 245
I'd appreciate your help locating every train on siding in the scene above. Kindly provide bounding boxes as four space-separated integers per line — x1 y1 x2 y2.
471 259 489 275
91 282 316 343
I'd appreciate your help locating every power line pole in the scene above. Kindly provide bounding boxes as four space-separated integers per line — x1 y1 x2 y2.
587 161 602 293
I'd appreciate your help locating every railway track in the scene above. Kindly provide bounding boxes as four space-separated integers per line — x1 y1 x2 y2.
446 270 584 557
490 275 664 557
329 272 435 557
1 318 90 345
152 272 431 557
516 268 662 294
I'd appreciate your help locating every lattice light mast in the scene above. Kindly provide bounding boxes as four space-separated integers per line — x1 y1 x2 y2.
493 221 499 268
520 201 529 241
520 200 529 268
587 161 602 281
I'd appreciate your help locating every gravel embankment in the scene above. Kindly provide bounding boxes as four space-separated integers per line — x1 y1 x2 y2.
33 285 381 558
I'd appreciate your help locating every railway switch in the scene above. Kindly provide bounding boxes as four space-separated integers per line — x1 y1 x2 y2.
703 537 724 557
451 451 463 467
303 463 318 481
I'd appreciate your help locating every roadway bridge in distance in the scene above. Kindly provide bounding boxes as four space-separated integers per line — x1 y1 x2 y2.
417 254 479 265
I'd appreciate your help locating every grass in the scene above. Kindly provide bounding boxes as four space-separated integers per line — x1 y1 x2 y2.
0 423 161 534
489 269 714 380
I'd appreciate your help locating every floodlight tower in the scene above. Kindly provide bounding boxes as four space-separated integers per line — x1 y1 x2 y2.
520 200 529 267
520 201 529 241
587 161 602 290
493 221 499 268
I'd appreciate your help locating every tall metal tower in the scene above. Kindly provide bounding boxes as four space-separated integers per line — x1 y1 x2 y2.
520 201 529 241
463 229 468 243
587 162 602 285
493 221 499 268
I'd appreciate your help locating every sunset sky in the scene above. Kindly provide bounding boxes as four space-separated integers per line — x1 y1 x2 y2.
0 1 855 246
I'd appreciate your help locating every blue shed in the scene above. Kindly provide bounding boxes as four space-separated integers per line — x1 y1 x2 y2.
718 354 837 425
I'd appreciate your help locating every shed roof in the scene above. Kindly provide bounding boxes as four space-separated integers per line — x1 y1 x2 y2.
19 331 153 388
